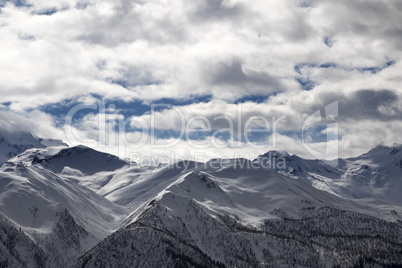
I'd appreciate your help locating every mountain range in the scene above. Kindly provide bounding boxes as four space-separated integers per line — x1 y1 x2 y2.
0 130 401 267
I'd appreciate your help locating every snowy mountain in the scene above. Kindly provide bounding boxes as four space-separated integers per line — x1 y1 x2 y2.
1 136 402 267
257 144 402 204
0 146 129 267
0 130 67 166
339 143 402 203
0 213 46 267
12 145 129 175
77 162 402 267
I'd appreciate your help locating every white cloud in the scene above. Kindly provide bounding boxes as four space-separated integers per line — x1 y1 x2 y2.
0 0 401 160
0 109 65 139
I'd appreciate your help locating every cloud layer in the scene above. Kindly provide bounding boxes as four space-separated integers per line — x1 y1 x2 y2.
0 0 401 161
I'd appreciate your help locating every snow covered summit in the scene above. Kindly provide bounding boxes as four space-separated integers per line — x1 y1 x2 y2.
1 135 402 267
8 144 129 175
0 129 67 166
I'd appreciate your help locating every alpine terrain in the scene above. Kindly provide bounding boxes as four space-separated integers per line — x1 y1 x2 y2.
1 130 402 267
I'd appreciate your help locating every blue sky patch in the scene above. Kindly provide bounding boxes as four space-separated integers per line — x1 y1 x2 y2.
294 60 395 91
357 60 395 74
0 0 31 8
35 7 60 16
323 36 335 47
233 94 272 104
296 77 317 91
0 102 11 107
38 94 213 126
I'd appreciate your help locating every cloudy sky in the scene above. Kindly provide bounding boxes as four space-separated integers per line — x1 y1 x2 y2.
0 0 401 162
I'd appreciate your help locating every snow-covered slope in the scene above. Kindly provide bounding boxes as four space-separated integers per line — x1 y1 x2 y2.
255 150 342 194
0 141 132 266
1 139 402 267
10 145 129 175
0 213 47 267
257 144 402 205
77 162 402 267
338 143 402 203
0 159 128 266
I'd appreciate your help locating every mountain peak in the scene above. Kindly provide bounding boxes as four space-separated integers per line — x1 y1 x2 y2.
39 146 129 175
37 138 68 147
6 145 129 175
258 150 291 159
0 129 68 166
366 142 402 156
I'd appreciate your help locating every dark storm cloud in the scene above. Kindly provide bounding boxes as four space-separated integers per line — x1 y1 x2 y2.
190 0 247 22
313 0 402 49
339 89 400 121
205 59 284 94
298 89 401 122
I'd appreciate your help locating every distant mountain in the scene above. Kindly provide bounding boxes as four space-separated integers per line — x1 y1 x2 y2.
1 135 402 267
255 150 341 179
0 132 130 266
0 130 67 166
77 162 402 267
256 144 402 204
339 143 402 203
11 145 129 175
37 138 68 147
